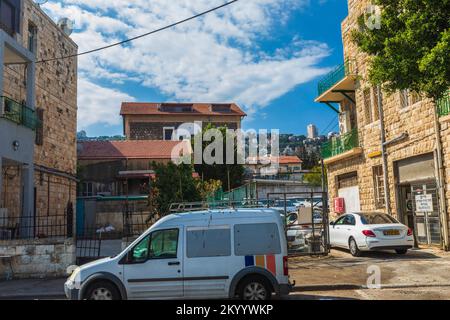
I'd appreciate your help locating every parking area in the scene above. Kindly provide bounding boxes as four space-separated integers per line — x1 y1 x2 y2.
288 247 450 299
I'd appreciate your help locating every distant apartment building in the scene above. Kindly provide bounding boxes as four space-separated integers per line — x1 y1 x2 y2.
120 102 246 140
307 124 318 139
0 0 78 277
316 0 450 249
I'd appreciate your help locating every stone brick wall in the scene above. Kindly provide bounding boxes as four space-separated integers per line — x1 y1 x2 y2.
326 0 450 248
1 0 77 224
0 239 75 279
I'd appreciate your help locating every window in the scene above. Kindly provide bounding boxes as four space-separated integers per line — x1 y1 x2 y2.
163 127 174 140
149 229 179 259
400 90 423 109
132 235 150 263
35 108 44 145
359 213 398 225
82 182 94 196
363 88 372 124
28 22 37 53
234 223 281 256
373 165 386 209
335 215 355 226
186 227 231 258
364 87 380 124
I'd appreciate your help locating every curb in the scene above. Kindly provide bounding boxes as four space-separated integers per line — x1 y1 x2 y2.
293 283 450 292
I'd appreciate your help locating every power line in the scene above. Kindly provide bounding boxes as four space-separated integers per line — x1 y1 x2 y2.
37 0 239 64
321 114 338 135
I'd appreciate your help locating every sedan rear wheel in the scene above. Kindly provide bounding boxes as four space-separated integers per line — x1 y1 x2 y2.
349 237 361 257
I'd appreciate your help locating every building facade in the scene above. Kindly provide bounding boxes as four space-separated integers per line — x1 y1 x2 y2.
317 0 450 249
77 140 192 197
307 124 318 139
120 102 246 140
0 0 78 277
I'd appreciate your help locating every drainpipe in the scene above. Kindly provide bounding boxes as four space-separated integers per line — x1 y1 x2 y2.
432 102 449 251
377 85 392 216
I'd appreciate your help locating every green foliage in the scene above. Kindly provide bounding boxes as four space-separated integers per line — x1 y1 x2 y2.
303 165 326 186
196 179 222 201
352 0 450 101
193 123 245 191
152 162 201 215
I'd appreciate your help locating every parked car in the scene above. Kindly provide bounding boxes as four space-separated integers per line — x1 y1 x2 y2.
286 228 306 250
65 209 292 300
329 212 414 257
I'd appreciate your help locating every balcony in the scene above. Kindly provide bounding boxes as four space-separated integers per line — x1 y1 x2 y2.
437 90 450 117
321 128 362 164
0 96 40 130
315 59 357 103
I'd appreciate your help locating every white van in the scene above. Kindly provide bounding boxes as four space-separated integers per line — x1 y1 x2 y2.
65 208 292 300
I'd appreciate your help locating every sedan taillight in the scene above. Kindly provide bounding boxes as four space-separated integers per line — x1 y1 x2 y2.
362 230 376 237
407 228 413 236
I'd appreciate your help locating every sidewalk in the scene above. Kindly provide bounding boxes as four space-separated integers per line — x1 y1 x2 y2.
0 277 66 300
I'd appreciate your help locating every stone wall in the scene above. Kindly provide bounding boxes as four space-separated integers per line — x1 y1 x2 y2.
325 0 450 248
1 0 77 228
0 239 75 279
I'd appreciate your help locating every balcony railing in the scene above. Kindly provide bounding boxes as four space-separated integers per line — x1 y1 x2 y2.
0 96 40 130
321 128 359 159
437 90 450 117
317 59 356 97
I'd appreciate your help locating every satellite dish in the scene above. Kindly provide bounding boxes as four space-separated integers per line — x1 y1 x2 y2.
57 18 74 36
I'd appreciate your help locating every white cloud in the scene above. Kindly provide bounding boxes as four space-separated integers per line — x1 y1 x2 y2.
44 0 331 127
77 78 135 129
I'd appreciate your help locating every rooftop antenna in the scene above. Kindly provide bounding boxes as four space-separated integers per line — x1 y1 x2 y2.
57 18 74 36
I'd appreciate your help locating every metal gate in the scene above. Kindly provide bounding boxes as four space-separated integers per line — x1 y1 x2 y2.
411 182 442 245
266 192 330 256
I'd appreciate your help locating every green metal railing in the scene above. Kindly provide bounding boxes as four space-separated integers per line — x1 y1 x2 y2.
317 59 356 97
0 96 40 130
437 90 450 117
321 128 359 159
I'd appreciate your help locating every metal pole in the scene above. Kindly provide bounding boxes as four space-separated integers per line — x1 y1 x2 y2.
433 103 449 250
377 85 392 216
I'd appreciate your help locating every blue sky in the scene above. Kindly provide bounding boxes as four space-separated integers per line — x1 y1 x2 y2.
45 0 348 137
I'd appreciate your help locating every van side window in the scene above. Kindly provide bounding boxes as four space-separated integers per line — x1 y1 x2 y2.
132 234 150 263
149 229 179 259
186 227 231 258
234 223 281 256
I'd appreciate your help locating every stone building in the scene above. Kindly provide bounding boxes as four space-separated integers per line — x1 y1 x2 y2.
317 0 450 249
77 140 192 197
0 0 78 278
120 102 246 140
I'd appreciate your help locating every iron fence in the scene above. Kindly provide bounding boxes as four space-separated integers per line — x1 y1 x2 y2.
321 128 359 159
317 59 356 96
0 211 73 240
0 96 41 130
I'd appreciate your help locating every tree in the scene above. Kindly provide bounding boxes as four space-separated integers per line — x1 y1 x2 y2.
303 165 326 186
193 123 245 191
152 162 201 215
196 179 222 202
352 0 450 101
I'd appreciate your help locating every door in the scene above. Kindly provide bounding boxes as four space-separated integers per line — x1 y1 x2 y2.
124 228 183 299
337 172 361 213
183 226 231 299
411 183 441 246
330 215 346 247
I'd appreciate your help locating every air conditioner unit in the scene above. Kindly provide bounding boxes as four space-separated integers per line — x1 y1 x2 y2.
339 112 351 134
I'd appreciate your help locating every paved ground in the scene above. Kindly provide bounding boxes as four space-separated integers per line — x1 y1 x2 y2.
288 247 450 299
1 247 449 300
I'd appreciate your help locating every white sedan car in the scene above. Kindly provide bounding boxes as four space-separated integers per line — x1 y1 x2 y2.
329 212 414 257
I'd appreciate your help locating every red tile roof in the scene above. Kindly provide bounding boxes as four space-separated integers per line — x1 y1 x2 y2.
78 140 192 160
247 155 302 165
120 102 246 117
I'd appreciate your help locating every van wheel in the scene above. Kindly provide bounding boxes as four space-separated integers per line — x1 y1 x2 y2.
84 281 121 300
237 276 272 300
349 237 361 257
